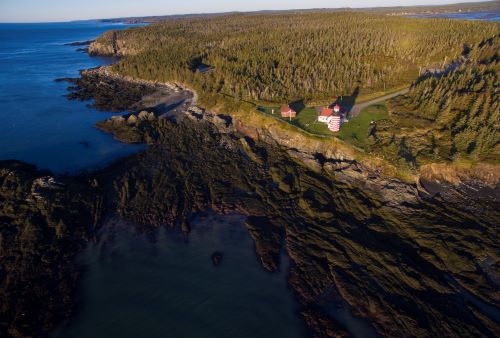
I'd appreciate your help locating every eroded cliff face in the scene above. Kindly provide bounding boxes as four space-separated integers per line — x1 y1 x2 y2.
231 111 500 223
88 30 141 57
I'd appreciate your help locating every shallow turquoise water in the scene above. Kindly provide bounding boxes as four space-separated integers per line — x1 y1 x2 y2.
0 22 145 173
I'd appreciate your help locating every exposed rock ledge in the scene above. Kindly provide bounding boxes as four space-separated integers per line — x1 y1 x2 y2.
216 109 499 222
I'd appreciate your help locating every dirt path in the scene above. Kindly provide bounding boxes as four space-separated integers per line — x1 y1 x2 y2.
349 88 409 117
138 89 194 120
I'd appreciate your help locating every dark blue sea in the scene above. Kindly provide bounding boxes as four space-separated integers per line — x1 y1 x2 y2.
0 22 144 173
412 9 500 21
52 213 310 338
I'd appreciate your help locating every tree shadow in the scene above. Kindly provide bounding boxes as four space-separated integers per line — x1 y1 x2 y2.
331 86 359 113
398 137 417 168
150 99 185 114
290 99 306 113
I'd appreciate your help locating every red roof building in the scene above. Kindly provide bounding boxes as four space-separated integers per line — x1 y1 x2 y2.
280 105 297 118
318 107 333 122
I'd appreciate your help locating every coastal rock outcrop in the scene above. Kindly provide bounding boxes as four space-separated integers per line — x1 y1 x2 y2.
88 30 141 57
55 68 500 338
127 114 138 124
0 161 103 338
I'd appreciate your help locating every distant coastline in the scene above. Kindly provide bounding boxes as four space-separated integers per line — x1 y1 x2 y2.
409 9 500 21
93 1 500 24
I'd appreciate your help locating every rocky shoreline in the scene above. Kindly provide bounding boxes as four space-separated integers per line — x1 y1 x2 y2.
65 69 500 336
84 36 500 197
58 67 193 113
0 161 104 338
88 67 499 222
1 56 499 338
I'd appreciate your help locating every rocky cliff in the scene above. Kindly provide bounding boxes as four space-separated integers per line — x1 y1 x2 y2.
229 110 500 223
88 30 142 57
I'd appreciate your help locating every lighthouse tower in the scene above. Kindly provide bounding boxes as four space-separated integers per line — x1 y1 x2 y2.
327 115 341 132
327 104 342 132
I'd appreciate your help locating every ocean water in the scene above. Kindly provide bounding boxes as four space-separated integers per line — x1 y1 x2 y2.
52 212 310 338
412 10 500 21
0 22 144 173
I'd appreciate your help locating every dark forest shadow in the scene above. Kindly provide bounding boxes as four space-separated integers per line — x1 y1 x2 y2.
290 99 306 113
331 86 359 113
150 99 185 114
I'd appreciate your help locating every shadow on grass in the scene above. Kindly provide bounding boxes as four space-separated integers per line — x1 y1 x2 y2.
331 86 360 113
290 100 306 113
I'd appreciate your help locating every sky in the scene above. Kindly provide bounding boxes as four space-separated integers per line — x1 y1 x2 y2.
0 0 490 23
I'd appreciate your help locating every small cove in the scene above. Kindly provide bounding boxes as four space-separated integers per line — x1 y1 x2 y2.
51 212 310 338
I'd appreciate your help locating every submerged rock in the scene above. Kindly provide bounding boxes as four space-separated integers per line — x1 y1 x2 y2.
64 40 94 46
211 252 223 266
181 220 190 234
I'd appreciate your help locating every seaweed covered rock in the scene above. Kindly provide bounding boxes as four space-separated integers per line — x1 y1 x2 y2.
96 112 159 144
63 68 156 112
0 161 103 338
96 115 500 337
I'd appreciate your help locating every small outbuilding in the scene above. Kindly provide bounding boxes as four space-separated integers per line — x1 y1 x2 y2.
280 105 297 118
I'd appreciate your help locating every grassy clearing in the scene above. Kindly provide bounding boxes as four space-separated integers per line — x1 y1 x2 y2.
293 107 332 136
257 103 390 146
257 106 332 136
337 103 389 149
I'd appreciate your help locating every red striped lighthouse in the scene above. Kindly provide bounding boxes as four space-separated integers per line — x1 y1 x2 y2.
327 115 341 132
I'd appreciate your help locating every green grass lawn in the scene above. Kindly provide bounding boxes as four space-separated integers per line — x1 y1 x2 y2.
257 106 332 136
257 103 389 147
293 107 332 135
337 103 389 149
